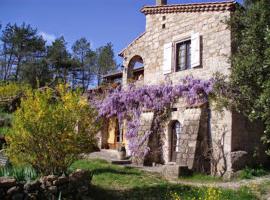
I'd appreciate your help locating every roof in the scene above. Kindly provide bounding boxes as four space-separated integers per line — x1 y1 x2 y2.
118 32 146 57
103 71 123 79
141 1 236 15
103 67 145 79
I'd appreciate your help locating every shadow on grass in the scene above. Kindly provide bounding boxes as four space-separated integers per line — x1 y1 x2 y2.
91 167 141 176
88 184 192 200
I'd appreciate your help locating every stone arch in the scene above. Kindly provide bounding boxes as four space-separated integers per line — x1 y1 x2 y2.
127 55 144 81
168 120 182 162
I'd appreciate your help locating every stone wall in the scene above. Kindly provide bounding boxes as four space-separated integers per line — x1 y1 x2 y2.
209 107 232 176
231 111 269 170
120 10 234 175
0 169 92 200
119 6 268 176
121 11 231 86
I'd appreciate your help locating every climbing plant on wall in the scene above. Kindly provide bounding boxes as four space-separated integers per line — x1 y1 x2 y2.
94 76 214 163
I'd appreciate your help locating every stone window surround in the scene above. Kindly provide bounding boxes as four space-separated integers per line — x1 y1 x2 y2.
172 36 192 73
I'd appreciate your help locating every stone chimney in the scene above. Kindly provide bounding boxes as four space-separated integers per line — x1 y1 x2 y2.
156 0 167 6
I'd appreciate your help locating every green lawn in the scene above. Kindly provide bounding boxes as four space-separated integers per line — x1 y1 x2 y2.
70 159 257 200
179 172 224 183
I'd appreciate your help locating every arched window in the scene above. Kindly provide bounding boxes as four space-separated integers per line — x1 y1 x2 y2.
170 121 182 162
127 55 144 81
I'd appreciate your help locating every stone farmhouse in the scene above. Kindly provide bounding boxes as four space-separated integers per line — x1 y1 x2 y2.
96 0 268 177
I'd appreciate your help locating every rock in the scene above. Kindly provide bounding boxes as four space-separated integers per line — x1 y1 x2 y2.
0 188 6 198
0 177 16 187
231 151 248 170
0 172 92 199
162 165 192 179
24 180 41 192
69 169 92 183
7 186 21 195
45 175 57 182
48 186 57 194
11 192 24 200
52 176 68 186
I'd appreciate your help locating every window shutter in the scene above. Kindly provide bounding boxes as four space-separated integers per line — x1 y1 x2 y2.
191 32 201 68
163 42 173 74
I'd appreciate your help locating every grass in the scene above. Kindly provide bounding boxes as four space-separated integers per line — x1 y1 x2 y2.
70 159 257 200
0 166 38 182
237 166 269 180
179 172 223 183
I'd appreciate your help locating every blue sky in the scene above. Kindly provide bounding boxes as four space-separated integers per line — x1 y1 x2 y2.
0 0 242 64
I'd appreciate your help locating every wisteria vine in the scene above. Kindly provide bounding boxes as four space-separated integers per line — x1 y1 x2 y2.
94 76 214 162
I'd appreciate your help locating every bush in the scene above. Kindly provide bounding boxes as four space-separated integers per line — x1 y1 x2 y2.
0 82 29 111
239 166 267 179
0 82 28 99
5 84 101 175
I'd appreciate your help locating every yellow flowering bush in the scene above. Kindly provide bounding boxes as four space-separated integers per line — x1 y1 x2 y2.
6 84 101 175
0 82 29 99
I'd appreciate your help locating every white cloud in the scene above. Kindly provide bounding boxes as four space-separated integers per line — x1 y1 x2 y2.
39 31 56 44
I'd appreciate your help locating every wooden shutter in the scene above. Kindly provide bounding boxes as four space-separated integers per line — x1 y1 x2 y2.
191 32 201 68
163 42 173 74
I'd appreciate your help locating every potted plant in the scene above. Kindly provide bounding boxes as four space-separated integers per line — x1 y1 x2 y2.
118 144 126 160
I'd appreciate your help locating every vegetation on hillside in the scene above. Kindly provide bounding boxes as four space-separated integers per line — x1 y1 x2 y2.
0 23 117 90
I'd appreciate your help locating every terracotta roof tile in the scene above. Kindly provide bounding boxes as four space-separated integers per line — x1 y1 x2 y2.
141 1 236 15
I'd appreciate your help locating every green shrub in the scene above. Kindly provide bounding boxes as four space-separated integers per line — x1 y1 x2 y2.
5 84 101 175
239 166 267 179
0 127 10 136
0 166 37 182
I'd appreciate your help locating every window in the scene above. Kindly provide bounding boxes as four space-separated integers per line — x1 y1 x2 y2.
175 40 191 71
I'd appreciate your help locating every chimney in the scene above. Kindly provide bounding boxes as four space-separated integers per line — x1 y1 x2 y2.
156 0 167 6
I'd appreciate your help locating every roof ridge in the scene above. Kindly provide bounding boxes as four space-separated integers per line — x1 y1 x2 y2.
141 1 236 15
143 1 235 8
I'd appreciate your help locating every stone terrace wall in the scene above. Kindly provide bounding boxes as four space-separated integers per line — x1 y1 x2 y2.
0 169 92 200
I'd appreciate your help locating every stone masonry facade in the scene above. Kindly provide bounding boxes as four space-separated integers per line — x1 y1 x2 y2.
116 1 268 177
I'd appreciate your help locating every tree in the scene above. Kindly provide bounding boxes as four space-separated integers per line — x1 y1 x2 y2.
96 43 116 85
20 58 52 88
0 23 45 81
47 36 72 83
72 38 96 91
6 85 100 175
228 0 270 152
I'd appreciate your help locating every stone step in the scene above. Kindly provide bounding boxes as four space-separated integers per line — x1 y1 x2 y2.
162 165 192 179
110 159 132 165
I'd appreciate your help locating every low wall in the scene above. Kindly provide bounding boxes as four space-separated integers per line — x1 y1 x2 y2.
0 169 92 199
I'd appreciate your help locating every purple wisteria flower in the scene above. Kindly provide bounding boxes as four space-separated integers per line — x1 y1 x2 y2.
92 76 214 161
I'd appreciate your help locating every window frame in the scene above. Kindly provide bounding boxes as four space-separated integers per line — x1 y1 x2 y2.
173 38 192 72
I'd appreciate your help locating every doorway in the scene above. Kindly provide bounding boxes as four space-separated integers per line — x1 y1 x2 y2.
170 121 181 162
